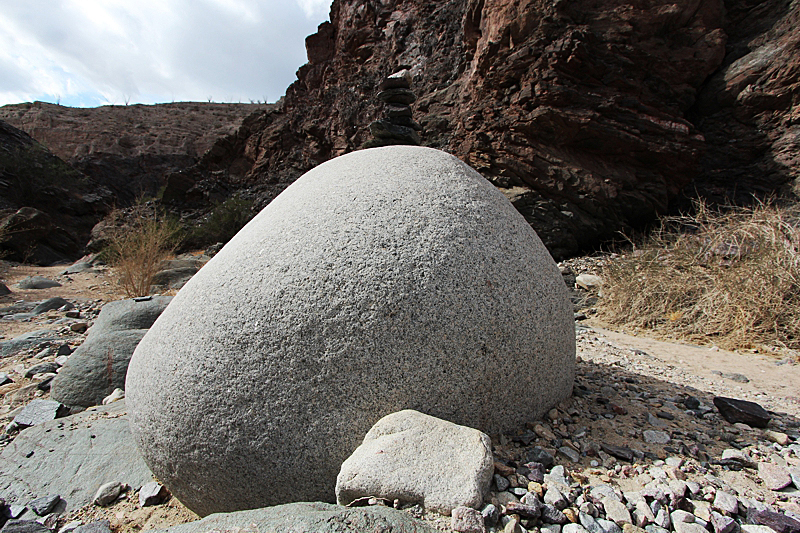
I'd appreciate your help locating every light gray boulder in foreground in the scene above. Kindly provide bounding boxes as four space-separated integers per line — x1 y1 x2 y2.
127 145 575 516
336 410 494 514
152 502 438 533
0 400 153 511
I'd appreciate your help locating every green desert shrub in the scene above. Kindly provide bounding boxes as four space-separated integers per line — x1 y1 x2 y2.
190 194 255 246
597 200 800 351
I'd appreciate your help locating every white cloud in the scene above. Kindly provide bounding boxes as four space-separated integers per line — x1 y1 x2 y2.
0 0 331 107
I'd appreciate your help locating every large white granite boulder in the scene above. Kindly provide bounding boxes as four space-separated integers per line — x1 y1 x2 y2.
126 146 575 516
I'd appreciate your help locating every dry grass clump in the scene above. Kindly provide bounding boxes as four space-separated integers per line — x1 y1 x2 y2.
105 207 182 297
597 200 800 351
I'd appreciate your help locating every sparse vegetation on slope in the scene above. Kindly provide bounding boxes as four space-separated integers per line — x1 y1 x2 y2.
104 206 182 297
597 200 800 351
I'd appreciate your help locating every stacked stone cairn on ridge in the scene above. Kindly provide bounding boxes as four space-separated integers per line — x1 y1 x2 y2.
364 69 422 147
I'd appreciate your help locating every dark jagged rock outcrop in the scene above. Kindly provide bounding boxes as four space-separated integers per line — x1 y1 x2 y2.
0 120 112 264
165 0 800 259
0 102 268 207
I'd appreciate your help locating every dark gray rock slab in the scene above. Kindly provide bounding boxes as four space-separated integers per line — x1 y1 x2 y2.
153 502 438 533
0 400 153 511
12 400 69 428
752 510 800 533
0 520 50 533
713 397 771 428
151 268 197 290
27 495 59 516
51 330 147 408
0 331 57 358
90 296 172 334
31 298 72 315
16 277 61 290
61 262 95 275
23 363 59 379
0 283 10 296
0 373 12 386
72 520 111 533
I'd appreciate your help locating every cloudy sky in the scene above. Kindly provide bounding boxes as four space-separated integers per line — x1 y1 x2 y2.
0 0 332 108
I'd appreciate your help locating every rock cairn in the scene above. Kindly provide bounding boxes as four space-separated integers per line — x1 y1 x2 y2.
364 69 422 148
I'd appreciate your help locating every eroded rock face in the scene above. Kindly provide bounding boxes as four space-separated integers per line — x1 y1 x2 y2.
127 146 575 516
160 0 798 260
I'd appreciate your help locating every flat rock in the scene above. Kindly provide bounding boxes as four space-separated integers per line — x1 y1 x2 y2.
0 400 153 511
51 330 148 408
16 277 61 290
0 520 51 533
12 399 69 428
758 462 793 491
713 397 771 428
127 146 575 516
89 296 172 334
152 502 438 533
72 521 112 533
61 262 95 275
0 331 57 358
752 510 800 533
31 298 73 315
643 430 671 444
27 495 60 516
336 410 493 514
379 69 412 91
377 88 416 104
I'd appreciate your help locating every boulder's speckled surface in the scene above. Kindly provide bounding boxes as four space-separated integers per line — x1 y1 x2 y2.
126 146 575 516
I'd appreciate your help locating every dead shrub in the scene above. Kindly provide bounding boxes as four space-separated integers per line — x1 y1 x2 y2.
597 200 800 351
105 206 182 297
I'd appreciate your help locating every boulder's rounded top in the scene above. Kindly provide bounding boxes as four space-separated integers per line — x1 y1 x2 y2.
126 146 575 516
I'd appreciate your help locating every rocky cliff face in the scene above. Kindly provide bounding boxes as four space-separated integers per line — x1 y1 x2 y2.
171 0 799 259
0 102 268 207
0 120 112 264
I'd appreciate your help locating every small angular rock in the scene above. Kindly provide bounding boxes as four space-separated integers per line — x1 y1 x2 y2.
713 491 738 515
27 495 59 516
72 520 112 533
452 506 486 533
506 501 543 519
0 520 50 533
710 511 738 533
643 430 671 444
758 463 793 491
93 482 126 507
138 482 169 507
13 400 69 428
752 510 800 533
542 504 569 524
713 397 771 428
605 499 633 525
601 444 635 462
31 298 72 315
24 363 60 379
377 88 416 105
378 69 412 91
